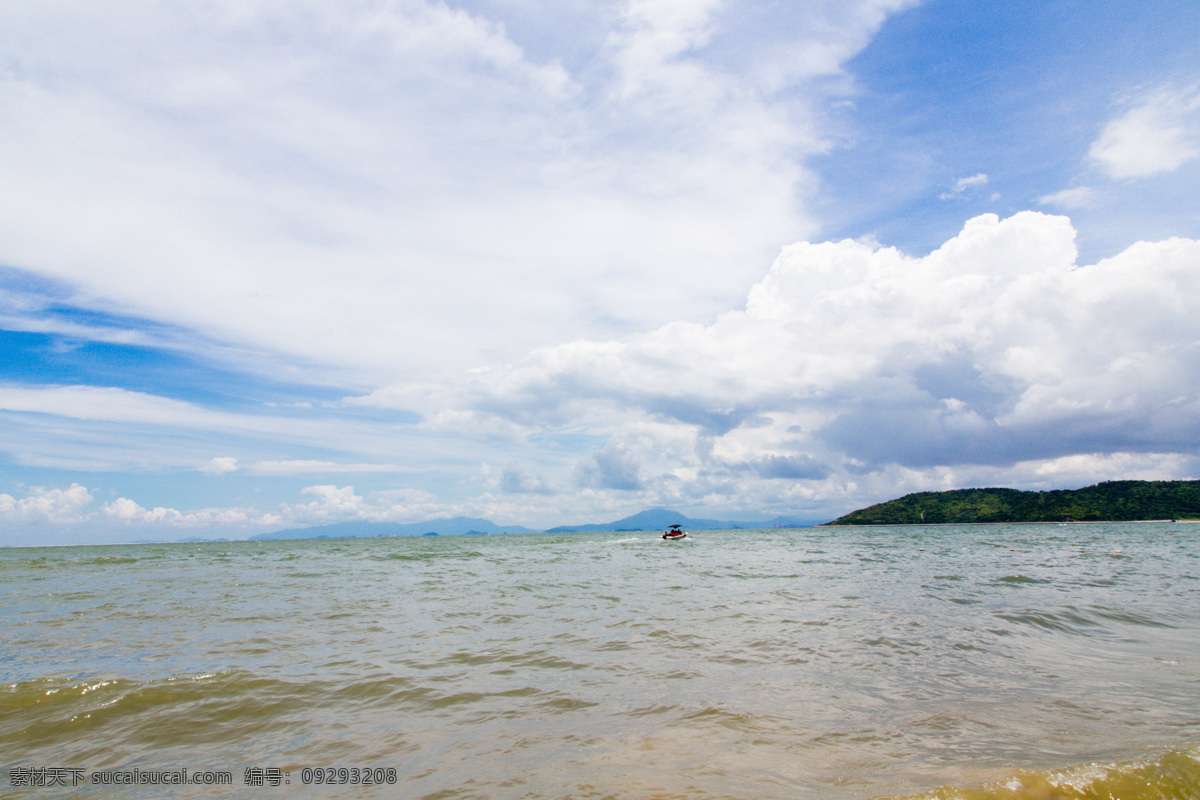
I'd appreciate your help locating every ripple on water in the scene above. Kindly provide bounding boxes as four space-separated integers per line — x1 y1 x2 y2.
2 526 1199 800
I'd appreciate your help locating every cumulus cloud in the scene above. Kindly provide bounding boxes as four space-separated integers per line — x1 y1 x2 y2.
0 483 93 523
0 483 272 545
201 456 239 475
287 485 365 520
441 212 1200 501
1090 86 1200 179
0 479 459 545
101 497 250 526
271 484 449 525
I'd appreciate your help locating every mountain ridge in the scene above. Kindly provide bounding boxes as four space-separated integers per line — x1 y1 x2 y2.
824 480 1200 525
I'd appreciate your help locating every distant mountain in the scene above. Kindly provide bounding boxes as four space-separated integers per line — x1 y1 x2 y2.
245 508 822 541
544 507 820 533
248 517 536 540
825 480 1200 525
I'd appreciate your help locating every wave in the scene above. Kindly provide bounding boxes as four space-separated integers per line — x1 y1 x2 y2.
887 745 1200 799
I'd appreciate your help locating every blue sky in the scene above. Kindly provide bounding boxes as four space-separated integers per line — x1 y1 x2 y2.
2 0 1199 544
820 0 1200 262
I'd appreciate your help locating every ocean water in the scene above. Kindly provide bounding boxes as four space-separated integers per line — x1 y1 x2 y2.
3 523 1199 799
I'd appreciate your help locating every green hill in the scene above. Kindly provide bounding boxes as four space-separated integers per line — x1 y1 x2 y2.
826 480 1200 525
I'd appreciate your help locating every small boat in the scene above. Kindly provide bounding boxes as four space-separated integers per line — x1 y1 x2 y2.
662 524 687 540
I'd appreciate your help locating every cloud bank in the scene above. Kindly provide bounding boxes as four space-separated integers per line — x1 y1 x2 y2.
362 211 1199 513
4 211 1197 543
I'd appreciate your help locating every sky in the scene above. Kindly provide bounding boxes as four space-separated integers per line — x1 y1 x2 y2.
2 0 1199 545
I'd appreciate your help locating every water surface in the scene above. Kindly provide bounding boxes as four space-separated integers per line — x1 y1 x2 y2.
3 523 1199 798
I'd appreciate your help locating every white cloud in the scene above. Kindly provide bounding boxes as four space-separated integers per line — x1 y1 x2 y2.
1038 186 1096 210
270 484 456 526
954 173 988 191
0 479 452 544
0 486 257 534
607 0 725 100
101 497 251 527
201 456 239 475
414 409 532 445
492 463 553 495
425 212 1200 506
0 483 93 523
1022 451 1198 484
1090 86 1200 179
575 442 645 491
0 385 258 429
939 172 988 199
287 485 365 521
0 383 437 474
0 0 911 385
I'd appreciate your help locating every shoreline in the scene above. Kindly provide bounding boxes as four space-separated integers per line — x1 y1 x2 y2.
819 518 1200 527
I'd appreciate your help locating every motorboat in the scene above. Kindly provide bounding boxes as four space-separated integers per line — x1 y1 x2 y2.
662 524 687 540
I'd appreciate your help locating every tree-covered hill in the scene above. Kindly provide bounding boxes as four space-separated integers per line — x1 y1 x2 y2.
826 480 1200 525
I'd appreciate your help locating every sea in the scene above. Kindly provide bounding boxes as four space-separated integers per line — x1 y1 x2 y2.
3 523 1199 799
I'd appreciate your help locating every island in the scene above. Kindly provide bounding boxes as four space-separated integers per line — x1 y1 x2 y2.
825 480 1200 525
